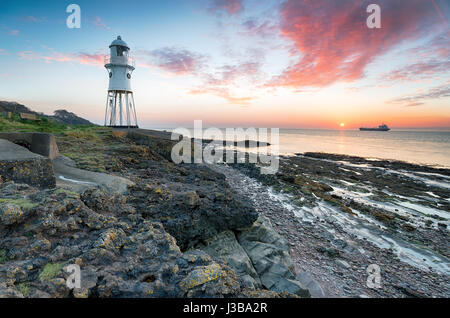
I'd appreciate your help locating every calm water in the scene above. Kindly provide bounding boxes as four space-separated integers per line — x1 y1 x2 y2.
155 128 450 168
274 129 450 168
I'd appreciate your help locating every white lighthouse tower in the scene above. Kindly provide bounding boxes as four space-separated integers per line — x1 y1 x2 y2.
104 36 138 128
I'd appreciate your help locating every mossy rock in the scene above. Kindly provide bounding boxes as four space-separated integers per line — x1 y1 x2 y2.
0 198 38 210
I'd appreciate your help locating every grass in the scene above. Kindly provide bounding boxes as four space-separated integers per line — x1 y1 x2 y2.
39 263 63 282
52 188 80 198
0 114 68 134
17 282 31 296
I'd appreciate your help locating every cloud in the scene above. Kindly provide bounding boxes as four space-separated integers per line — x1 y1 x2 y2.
92 17 110 30
268 0 448 88
209 0 243 16
204 61 261 85
388 82 450 106
8 30 19 36
240 19 278 38
143 47 206 75
75 53 106 67
382 34 450 83
383 59 450 82
20 16 47 23
187 60 262 105
17 50 105 68
189 87 253 105
138 46 258 104
18 51 38 60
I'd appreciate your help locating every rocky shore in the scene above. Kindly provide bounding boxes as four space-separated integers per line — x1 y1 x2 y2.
0 128 309 298
1 126 448 298
225 152 449 297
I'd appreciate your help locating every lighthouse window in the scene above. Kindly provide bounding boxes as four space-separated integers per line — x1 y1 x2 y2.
109 72 112 78
127 73 131 79
116 46 126 56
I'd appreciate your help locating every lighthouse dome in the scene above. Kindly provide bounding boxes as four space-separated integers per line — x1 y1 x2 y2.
109 36 129 49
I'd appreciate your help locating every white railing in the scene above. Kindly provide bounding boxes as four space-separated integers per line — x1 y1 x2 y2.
104 55 135 68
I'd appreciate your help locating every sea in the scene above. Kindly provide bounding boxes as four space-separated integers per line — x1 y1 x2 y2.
155 128 450 169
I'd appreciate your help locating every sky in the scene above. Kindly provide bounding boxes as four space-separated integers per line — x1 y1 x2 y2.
0 0 449 129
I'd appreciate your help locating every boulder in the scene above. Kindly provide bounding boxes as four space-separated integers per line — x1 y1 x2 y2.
0 204 24 226
128 165 258 250
197 230 262 289
237 216 310 297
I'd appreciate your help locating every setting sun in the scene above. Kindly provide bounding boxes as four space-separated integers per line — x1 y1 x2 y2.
340 123 345 127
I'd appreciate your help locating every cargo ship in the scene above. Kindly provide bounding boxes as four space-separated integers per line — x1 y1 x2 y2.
359 124 390 131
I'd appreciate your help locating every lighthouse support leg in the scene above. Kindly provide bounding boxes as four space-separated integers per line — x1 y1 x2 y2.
119 92 123 126
125 93 130 128
131 93 138 128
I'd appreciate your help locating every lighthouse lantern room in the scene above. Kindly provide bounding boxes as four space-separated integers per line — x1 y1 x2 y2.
104 36 138 128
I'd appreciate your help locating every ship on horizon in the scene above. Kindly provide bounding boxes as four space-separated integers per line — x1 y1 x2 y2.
359 124 390 131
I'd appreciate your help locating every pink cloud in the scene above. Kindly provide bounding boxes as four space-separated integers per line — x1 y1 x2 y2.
144 48 206 75
189 87 252 105
384 59 450 82
388 81 450 106
209 0 243 15
17 50 105 68
8 30 19 36
92 17 110 30
75 53 106 67
269 0 448 88
187 61 262 104
18 51 38 60
241 19 278 38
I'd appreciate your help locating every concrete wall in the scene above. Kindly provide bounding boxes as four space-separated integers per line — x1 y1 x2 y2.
0 132 59 159
0 139 56 188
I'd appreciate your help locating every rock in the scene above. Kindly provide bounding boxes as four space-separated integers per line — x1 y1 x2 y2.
237 216 310 297
184 191 200 207
0 283 24 298
0 182 260 298
129 165 258 250
296 271 325 298
197 230 262 289
0 204 24 225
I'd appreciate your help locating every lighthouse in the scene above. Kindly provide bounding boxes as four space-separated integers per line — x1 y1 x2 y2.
104 36 138 128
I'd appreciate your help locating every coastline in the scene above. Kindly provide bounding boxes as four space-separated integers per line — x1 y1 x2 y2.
223 152 449 297
1 128 448 298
